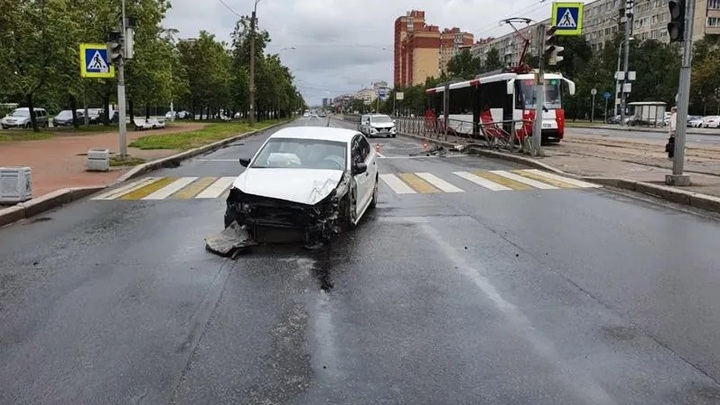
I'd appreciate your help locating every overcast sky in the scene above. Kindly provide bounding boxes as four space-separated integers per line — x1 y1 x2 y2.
164 0 592 105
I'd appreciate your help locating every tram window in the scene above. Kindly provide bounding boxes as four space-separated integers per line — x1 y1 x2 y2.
448 87 473 114
479 81 506 109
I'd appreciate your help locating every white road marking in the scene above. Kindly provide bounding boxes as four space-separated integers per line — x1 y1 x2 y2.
415 173 464 193
196 177 236 198
91 177 158 200
524 169 603 188
419 223 617 405
453 171 512 191
142 177 198 200
491 170 559 189
379 174 416 194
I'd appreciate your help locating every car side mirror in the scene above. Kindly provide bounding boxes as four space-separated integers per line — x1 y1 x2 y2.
239 157 250 167
352 162 367 175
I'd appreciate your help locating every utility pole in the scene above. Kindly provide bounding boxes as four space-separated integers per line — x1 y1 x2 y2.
117 0 128 157
532 23 547 157
666 0 695 186
248 0 260 125
620 0 633 127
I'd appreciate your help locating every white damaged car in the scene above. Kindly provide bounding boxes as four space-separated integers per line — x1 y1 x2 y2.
222 126 379 249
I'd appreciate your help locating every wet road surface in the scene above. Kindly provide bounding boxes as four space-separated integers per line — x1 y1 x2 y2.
2 116 720 404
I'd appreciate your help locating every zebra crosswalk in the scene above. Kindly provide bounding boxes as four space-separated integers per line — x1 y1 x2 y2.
91 169 600 202
92 176 236 201
380 169 601 194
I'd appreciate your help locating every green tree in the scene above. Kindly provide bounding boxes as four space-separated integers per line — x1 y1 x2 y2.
446 49 481 80
2 0 83 131
482 48 504 72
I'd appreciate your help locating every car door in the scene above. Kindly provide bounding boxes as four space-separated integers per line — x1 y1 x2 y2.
350 135 371 215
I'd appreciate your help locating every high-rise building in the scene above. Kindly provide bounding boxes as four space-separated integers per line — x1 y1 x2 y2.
393 10 474 87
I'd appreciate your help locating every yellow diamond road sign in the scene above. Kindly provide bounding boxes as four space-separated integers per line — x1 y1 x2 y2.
80 43 115 78
551 2 584 36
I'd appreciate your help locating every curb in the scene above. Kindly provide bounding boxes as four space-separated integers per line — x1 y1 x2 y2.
399 131 720 214
115 119 292 183
0 186 104 228
0 119 293 228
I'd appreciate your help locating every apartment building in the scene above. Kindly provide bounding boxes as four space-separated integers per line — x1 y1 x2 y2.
393 10 474 87
471 0 718 62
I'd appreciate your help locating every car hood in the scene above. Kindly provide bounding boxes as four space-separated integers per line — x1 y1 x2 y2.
371 122 395 128
232 168 345 205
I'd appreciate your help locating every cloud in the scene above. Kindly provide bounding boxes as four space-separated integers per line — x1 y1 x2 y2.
163 0 589 105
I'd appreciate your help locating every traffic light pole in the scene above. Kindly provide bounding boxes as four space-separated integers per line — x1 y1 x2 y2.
532 23 546 157
620 0 633 127
118 0 128 158
667 0 695 186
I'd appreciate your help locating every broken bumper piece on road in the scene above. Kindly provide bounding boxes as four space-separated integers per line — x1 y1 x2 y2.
204 220 258 258
206 173 351 256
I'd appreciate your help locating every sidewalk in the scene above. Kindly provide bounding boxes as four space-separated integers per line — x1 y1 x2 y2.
0 123 205 198
544 134 720 198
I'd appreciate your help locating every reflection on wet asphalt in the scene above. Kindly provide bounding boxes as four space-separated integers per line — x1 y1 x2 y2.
1 117 720 404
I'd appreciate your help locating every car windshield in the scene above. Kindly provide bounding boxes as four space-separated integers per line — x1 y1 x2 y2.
9 109 29 117
372 116 392 123
56 110 73 119
250 138 347 170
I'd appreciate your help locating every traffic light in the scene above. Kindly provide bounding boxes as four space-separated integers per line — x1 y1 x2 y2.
667 0 685 42
106 31 123 65
544 25 564 65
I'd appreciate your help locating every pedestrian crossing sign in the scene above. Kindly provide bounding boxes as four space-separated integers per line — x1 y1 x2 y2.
551 2 584 35
80 43 115 78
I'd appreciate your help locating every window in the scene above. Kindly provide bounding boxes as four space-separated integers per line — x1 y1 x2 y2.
710 0 720 9
708 17 720 27
448 86 474 114
357 137 371 162
251 138 347 170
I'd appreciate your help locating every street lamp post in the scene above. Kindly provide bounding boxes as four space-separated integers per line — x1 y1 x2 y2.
248 0 262 125
620 0 634 127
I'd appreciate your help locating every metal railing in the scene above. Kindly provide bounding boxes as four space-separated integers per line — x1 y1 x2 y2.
394 116 537 155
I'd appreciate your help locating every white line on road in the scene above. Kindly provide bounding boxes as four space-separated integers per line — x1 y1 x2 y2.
491 170 559 189
525 169 603 188
91 177 158 200
142 177 198 200
419 223 617 405
452 171 512 191
379 174 416 194
415 173 464 192
196 177 236 198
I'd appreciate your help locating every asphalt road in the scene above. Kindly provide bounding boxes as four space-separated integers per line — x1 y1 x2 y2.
2 116 720 404
568 125 720 145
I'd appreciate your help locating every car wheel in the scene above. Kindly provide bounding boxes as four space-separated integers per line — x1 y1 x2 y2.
340 182 358 230
369 175 378 210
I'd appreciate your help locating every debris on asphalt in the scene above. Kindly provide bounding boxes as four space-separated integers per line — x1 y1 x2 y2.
409 143 447 157
205 220 258 258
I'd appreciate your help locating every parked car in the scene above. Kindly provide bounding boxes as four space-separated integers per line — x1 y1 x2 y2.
687 115 704 128
703 116 720 128
52 110 85 127
1 107 48 129
224 126 379 248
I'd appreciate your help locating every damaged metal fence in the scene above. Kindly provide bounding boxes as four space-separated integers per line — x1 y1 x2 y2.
340 113 537 155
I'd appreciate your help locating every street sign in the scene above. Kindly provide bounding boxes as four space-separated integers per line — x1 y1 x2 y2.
80 43 115 78
591 88 597 95
551 2 584 36
603 91 612 100
395 91 404 100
